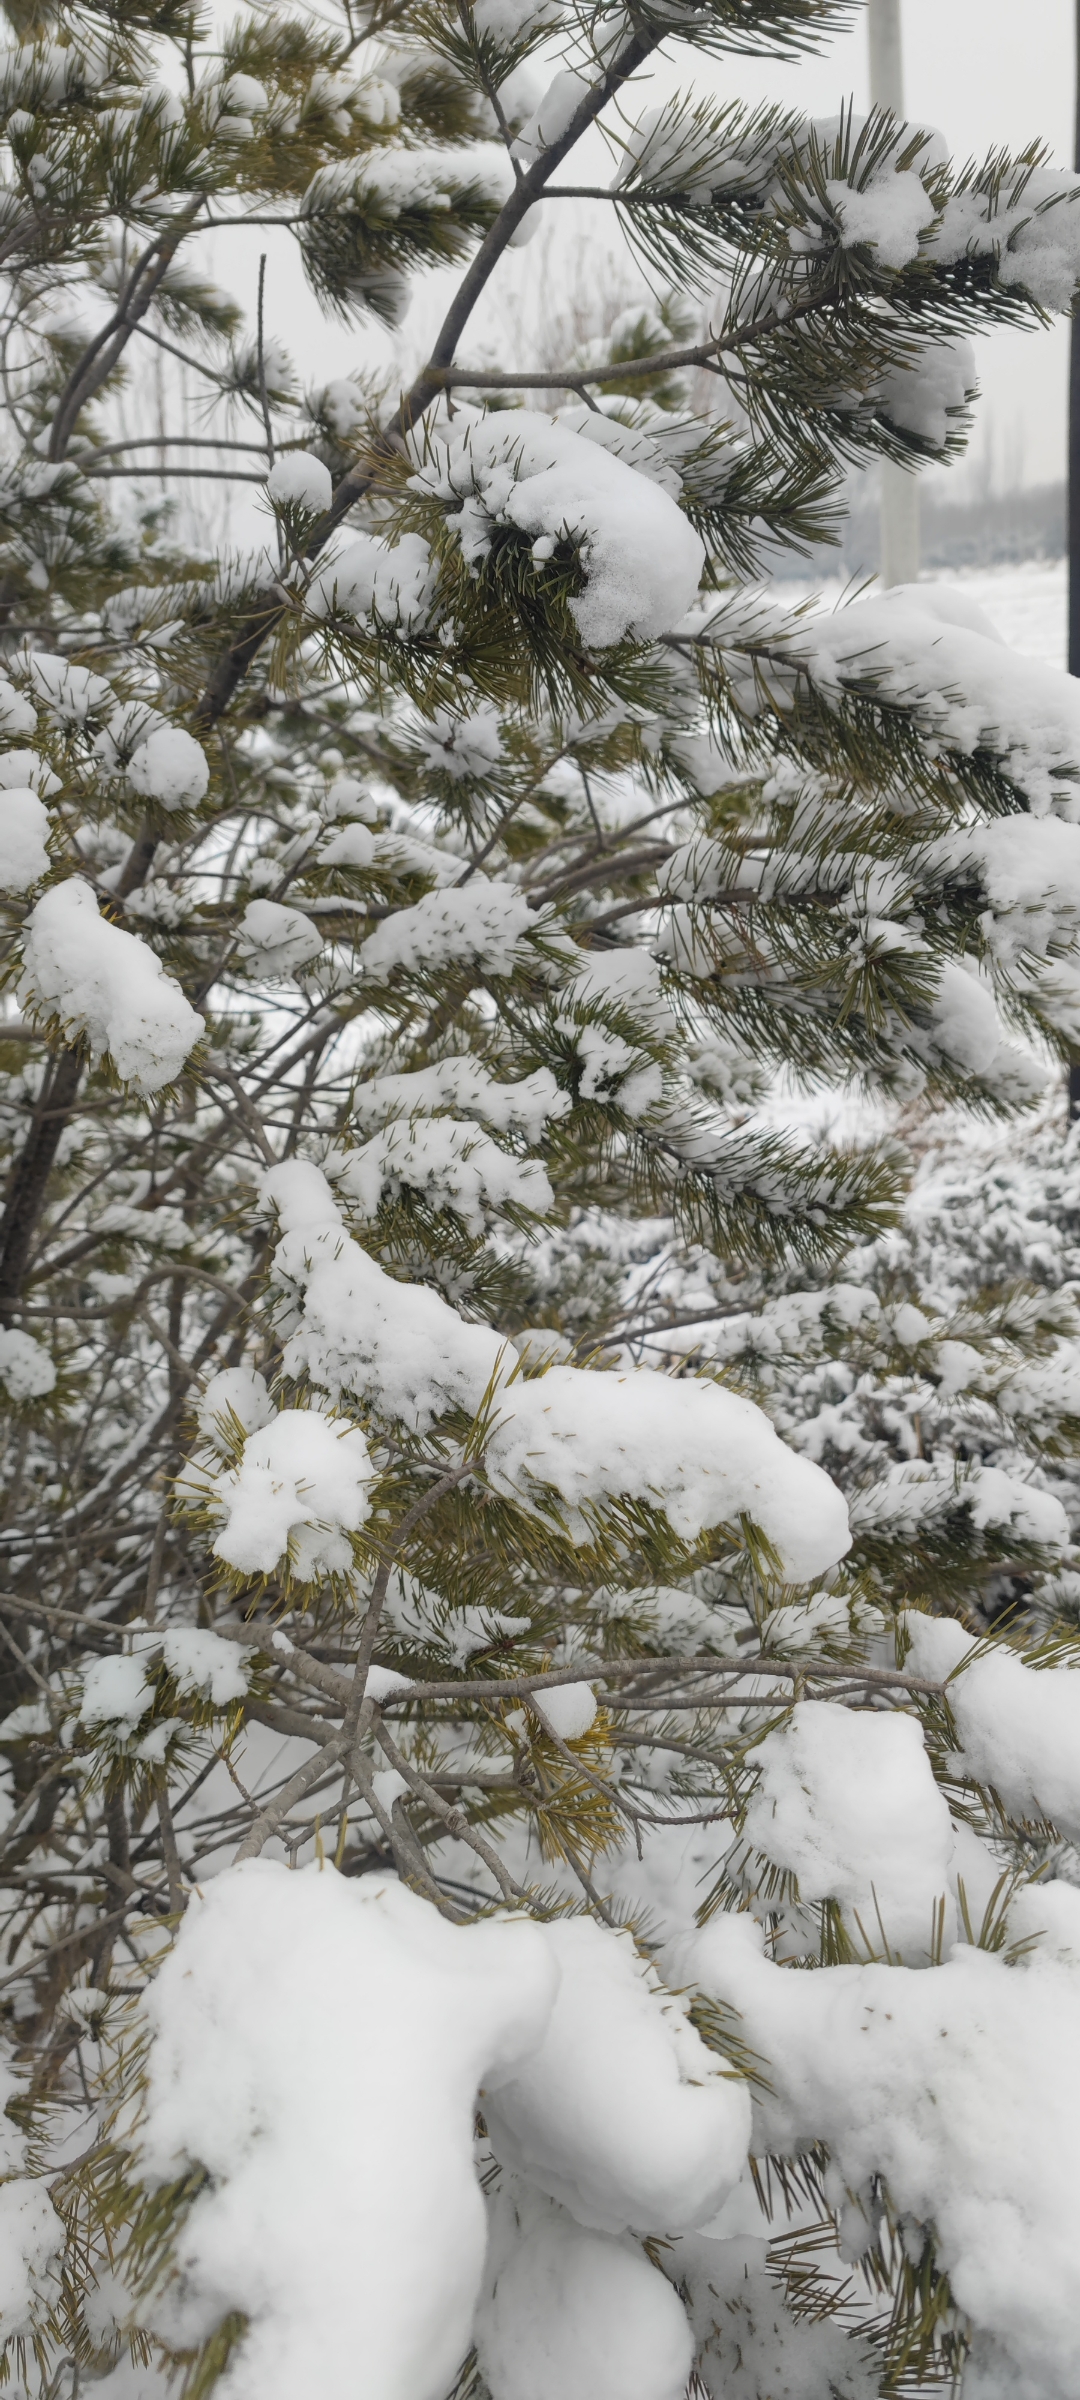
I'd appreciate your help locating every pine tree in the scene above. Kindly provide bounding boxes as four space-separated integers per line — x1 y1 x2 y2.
0 0 1078 2394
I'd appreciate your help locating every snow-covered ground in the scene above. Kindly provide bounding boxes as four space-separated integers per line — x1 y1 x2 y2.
936 557 1066 668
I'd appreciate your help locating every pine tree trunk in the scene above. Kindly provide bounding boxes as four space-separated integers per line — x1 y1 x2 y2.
1069 0 1080 1113
1070 0 1080 682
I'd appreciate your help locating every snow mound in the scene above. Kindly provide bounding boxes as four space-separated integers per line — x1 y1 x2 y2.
681 1908 1080 2400
485 1916 751 2235
477 2181 693 2400
136 1863 558 2400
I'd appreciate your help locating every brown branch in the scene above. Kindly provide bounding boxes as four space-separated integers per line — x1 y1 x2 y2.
370 1711 525 1905
374 1653 947 1705
420 289 833 394
48 216 202 462
0 1045 83 1321
232 1731 347 1862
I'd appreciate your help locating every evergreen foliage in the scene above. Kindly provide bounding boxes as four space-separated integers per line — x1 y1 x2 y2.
0 0 1075 2394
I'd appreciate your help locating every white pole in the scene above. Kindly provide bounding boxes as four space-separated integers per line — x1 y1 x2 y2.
868 0 920 586
868 0 904 112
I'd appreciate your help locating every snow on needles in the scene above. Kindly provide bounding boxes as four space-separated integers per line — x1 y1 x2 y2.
356 879 538 984
349 1059 569 1144
0 2182 62 2337
260 1162 851 1574
903 1613 1080 1841
77 1630 249 1730
680 1904 1080 2400
740 1702 956 1962
0 1327 55 1400
126 724 209 809
0 786 50 891
306 531 436 631
800 585 1080 818
677 2231 876 2400
136 1864 559 2400
486 1361 851 1579
203 1408 375 1581
262 1159 510 1430
333 1118 554 1233
826 166 935 269
411 411 705 648
20 878 204 1092
265 451 333 514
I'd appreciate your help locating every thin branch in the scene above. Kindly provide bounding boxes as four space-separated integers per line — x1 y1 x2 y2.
81 464 266 481
256 251 274 470
232 1732 347 1863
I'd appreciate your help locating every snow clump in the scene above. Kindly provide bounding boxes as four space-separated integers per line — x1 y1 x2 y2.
680 1903 1080 2400
476 2181 694 2400
0 2180 63 2336
0 786 50 891
260 1161 851 1577
535 1681 597 1741
349 1059 569 1142
0 749 59 795
0 1327 55 1400
77 1629 250 1734
878 335 975 449
306 531 436 631
928 165 1080 313
237 899 323 977
740 1701 957 1961
411 410 705 648
485 1361 852 1581
127 724 210 809
202 1407 375 1580
196 1365 275 1448
484 1915 751 2234
919 961 1048 1103
262 1159 511 1430
676 2232 877 2400
800 583 1080 819
826 165 935 268
332 1116 554 1232
357 878 537 983
266 451 333 513
0 678 36 738
903 1612 1080 1841
416 704 505 779
20 878 204 1093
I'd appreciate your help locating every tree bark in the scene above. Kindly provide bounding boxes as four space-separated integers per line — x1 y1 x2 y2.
0 1046 82 1320
1068 4 1080 1115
